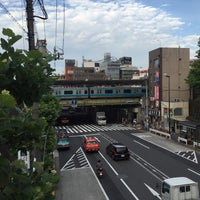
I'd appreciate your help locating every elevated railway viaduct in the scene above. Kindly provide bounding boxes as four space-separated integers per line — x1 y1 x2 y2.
53 79 147 124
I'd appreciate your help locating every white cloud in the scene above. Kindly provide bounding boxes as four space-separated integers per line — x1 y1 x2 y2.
0 0 199 73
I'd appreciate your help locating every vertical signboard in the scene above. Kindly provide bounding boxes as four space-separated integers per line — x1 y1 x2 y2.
18 150 30 170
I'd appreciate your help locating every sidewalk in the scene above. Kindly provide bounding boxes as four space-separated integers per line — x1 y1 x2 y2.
134 129 200 164
136 130 193 152
56 168 109 200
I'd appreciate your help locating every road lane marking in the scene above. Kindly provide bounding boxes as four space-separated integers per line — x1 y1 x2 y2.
121 179 140 200
70 133 100 138
134 140 150 149
144 183 161 199
80 148 110 200
101 132 168 181
98 151 118 176
98 151 140 200
188 168 200 176
129 150 169 181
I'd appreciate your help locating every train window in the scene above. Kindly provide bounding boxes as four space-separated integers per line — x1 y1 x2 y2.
124 89 131 93
84 90 88 94
105 90 113 94
142 89 146 93
91 90 94 94
64 90 73 94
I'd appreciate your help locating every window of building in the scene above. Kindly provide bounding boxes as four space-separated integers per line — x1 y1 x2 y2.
180 186 185 193
186 185 190 192
174 108 182 116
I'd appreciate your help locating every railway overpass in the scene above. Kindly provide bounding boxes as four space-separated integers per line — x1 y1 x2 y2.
53 80 147 124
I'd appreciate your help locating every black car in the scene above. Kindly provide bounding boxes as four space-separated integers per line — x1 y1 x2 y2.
106 143 130 160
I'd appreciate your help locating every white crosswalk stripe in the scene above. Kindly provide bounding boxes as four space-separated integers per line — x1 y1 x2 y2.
55 124 133 134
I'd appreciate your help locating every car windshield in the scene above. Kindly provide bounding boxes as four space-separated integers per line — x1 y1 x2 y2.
59 138 68 142
87 141 97 144
116 147 127 153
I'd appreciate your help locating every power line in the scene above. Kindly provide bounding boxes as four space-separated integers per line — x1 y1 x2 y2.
0 1 27 34
53 0 65 61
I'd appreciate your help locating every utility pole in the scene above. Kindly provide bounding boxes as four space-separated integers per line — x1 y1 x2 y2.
26 0 35 50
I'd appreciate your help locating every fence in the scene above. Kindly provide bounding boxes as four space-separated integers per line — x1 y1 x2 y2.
149 128 171 139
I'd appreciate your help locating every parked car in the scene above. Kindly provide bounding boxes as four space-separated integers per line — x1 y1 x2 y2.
106 143 130 160
56 128 69 138
83 137 100 152
57 138 70 150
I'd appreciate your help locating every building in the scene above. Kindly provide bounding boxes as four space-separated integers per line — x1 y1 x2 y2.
100 53 121 80
74 67 106 81
65 59 78 80
119 57 138 80
148 47 190 132
120 66 137 80
64 58 106 81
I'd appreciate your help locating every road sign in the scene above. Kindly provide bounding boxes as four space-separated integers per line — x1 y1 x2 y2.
71 99 77 108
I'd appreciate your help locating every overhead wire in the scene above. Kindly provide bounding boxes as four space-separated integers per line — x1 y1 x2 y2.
0 1 27 34
34 0 48 20
53 0 58 68
21 0 26 49
62 0 65 55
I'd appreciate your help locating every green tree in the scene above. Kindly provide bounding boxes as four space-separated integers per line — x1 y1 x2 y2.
39 94 61 126
0 91 59 200
39 94 61 169
0 28 60 199
0 28 55 106
186 37 200 92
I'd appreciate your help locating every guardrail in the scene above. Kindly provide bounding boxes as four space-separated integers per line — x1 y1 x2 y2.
178 137 188 145
193 141 200 148
149 128 171 139
149 128 200 150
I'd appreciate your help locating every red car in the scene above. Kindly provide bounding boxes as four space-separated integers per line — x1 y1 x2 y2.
83 137 100 152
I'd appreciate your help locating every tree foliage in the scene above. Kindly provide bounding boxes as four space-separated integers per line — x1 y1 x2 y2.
0 29 60 199
0 28 55 106
186 37 200 90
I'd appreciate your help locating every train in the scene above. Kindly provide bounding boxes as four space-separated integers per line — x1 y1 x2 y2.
51 85 146 99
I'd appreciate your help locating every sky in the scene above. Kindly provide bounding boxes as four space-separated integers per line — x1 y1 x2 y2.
0 0 199 74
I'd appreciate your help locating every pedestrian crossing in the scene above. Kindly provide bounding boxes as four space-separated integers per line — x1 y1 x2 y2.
55 124 133 134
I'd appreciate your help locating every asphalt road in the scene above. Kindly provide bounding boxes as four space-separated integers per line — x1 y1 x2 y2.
55 124 200 200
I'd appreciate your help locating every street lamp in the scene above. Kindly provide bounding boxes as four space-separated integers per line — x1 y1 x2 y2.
164 73 170 134
145 76 149 131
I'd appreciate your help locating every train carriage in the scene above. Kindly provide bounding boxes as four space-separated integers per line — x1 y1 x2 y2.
52 86 89 99
52 85 146 99
89 86 146 98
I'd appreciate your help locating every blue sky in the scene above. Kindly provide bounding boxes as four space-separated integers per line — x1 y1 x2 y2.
0 0 199 74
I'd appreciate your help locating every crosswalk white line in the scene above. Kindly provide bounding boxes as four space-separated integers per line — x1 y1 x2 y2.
55 124 133 134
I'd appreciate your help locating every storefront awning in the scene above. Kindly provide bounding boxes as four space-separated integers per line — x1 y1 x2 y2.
178 120 200 129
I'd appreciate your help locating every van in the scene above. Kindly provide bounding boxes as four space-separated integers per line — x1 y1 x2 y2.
161 177 200 200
